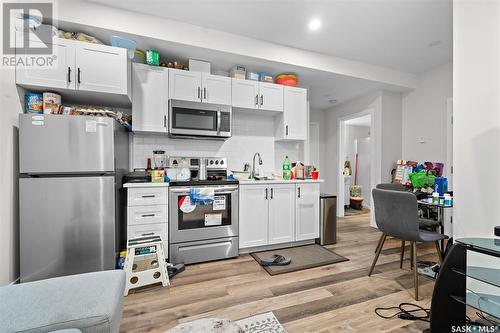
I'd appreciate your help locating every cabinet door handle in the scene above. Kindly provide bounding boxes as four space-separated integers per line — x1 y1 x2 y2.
298 187 301 198
141 195 155 198
67 67 71 83
77 68 81 84
260 94 263 106
163 115 167 128
270 188 273 199
198 86 201 99
203 87 207 100
265 188 268 199
255 94 259 106
286 125 289 136
141 214 155 218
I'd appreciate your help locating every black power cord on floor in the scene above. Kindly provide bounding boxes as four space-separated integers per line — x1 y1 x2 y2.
375 303 430 322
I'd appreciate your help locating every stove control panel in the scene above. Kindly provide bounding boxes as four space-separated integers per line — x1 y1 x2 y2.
206 158 227 169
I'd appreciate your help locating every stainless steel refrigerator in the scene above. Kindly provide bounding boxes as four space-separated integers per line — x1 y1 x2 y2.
19 114 129 282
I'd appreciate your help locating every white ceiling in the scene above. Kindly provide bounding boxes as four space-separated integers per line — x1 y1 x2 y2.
88 0 452 74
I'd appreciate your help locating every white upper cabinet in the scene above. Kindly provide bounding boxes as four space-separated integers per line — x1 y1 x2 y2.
169 70 231 105
268 184 295 244
231 79 259 109
16 37 75 90
168 68 202 102
15 37 130 98
132 63 169 133
239 184 269 249
259 82 284 112
276 86 308 141
232 79 284 112
75 42 129 95
201 73 232 105
295 183 320 241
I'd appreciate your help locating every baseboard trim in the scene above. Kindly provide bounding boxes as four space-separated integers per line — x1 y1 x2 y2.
9 277 20 285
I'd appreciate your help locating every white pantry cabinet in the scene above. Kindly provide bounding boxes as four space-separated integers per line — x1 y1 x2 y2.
295 183 320 241
275 86 308 141
231 79 284 112
169 69 231 105
16 37 129 96
239 184 269 248
132 64 169 133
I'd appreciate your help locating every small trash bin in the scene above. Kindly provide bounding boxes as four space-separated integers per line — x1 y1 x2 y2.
317 193 337 245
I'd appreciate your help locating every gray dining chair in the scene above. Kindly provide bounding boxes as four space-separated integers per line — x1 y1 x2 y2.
369 188 448 300
375 183 441 269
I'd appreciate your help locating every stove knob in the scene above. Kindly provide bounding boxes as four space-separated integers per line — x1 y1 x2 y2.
209 160 214 165
220 160 224 165
215 160 219 165
172 159 178 165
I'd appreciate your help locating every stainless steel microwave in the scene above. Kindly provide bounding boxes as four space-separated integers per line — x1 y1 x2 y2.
169 100 232 139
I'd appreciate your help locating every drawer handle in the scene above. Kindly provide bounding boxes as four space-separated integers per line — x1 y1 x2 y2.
141 195 156 198
141 232 155 236
141 214 155 218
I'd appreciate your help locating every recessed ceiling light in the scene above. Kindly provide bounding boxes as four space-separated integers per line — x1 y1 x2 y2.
428 40 442 47
308 18 322 31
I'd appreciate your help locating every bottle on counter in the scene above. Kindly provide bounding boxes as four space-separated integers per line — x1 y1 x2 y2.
146 158 152 175
283 156 291 180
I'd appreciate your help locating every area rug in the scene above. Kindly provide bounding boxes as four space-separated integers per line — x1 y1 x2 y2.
250 244 349 276
236 312 287 333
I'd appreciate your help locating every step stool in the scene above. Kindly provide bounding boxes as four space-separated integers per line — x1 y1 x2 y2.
124 235 170 296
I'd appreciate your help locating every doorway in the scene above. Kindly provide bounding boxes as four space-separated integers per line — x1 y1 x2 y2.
337 111 375 219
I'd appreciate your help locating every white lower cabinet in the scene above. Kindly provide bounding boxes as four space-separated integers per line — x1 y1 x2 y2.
295 183 320 241
239 182 319 249
126 186 169 257
239 184 269 248
268 184 296 244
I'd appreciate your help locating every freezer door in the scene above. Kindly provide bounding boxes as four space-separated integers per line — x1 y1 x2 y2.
19 114 114 174
20 176 115 282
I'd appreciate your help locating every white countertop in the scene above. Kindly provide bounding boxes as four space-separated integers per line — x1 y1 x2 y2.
123 182 170 188
124 179 323 188
238 179 324 185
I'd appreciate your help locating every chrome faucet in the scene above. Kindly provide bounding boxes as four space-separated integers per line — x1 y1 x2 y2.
252 152 263 179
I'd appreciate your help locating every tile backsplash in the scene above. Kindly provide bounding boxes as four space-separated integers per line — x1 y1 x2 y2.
131 112 302 174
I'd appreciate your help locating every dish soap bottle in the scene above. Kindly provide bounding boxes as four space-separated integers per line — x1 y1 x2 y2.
283 156 291 180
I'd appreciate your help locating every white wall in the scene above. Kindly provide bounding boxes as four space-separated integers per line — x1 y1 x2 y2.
344 125 370 167
344 125 371 204
132 112 300 175
0 68 23 285
381 91 403 183
402 62 452 164
453 1 500 239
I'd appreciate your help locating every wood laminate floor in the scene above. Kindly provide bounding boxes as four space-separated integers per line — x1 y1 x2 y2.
121 214 437 333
